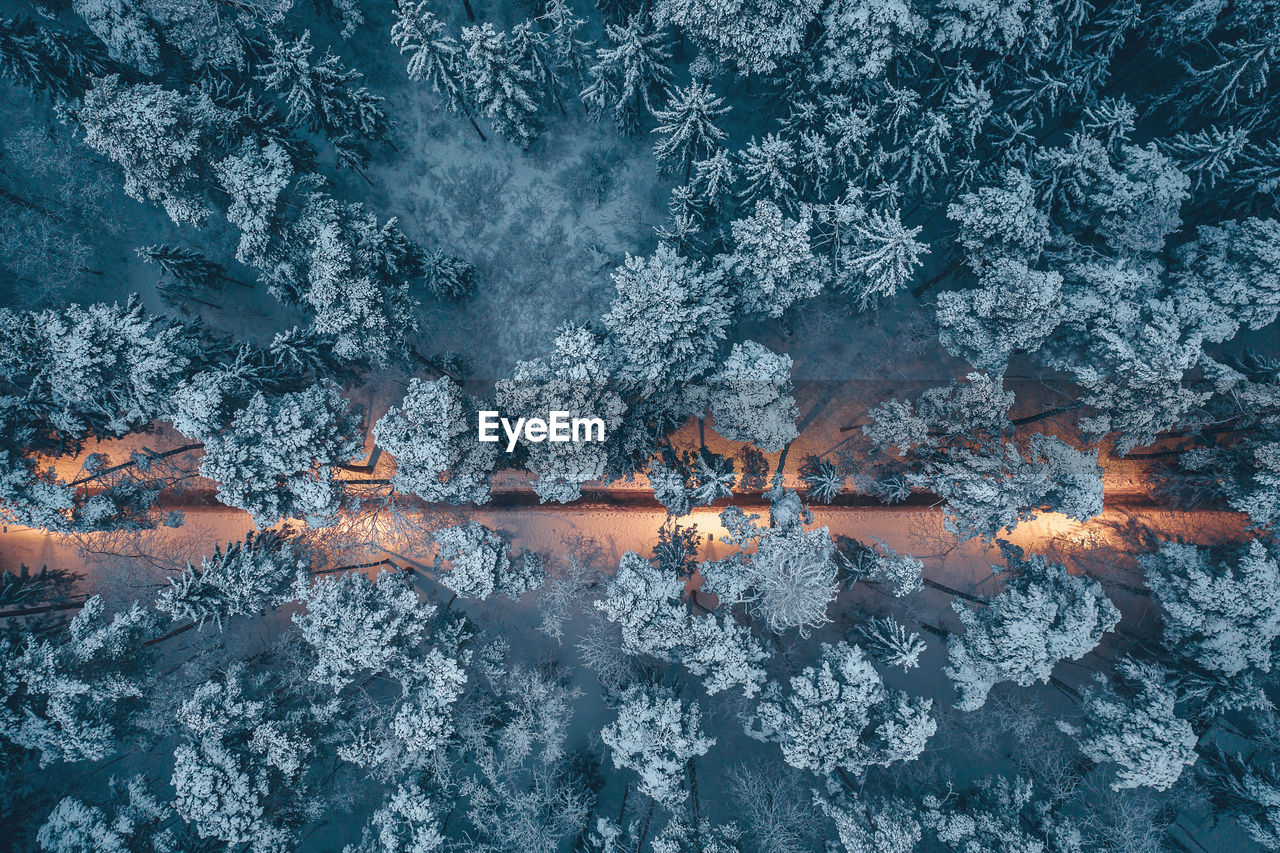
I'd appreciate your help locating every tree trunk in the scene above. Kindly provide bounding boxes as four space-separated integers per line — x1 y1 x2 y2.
1011 400 1083 427
68 442 204 486
635 799 656 852
461 0 475 19
923 577 985 604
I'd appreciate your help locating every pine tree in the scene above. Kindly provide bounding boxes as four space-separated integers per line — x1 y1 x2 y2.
707 341 800 452
432 522 543 600
72 0 160 75
596 550 688 658
737 134 799 211
171 665 310 848
1059 659 1198 791
654 0 822 75
257 32 390 147
720 201 829 318
392 0 484 139
1141 539 1280 678
293 568 434 691
704 504 838 636
38 777 181 853
652 81 729 179
748 641 935 778
496 324 626 503
581 14 673 134
273 192 423 364
799 456 845 504
601 243 731 396
0 15 110 100
834 208 929 307
214 139 293 267
600 685 715 808
946 545 1119 711
0 597 153 766
816 0 927 85
136 244 234 292
197 383 364 527
76 75 217 226
461 22 541 148
374 377 498 505
1158 126 1249 190
156 532 304 630
681 611 769 698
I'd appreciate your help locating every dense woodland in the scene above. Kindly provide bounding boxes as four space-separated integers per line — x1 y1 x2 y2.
3 0 1280 849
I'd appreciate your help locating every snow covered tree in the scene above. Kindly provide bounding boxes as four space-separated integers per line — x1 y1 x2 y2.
921 433 1104 541
0 296 197 446
1141 539 1280 678
432 522 543 600
156 531 305 630
865 371 1013 454
654 0 822 74
818 793 922 853
393 1 464 102
737 134 798 211
76 75 216 226
293 568 433 691
1059 659 1198 791
652 81 728 178
136 244 232 292
834 208 929 307
1172 218 1280 344
596 550 688 658
374 377 498 505
816 0 927 85
215 140 293 266
1202 750 1280 850
271 192 422 364
257 32 389 146
171 665 310 849
936 255 1063 374
197 383 363 527
749 641 935 778
651 816 742 853
600 685 715 808
704 504 838 636
946 545 1120 711
0 596 153 766
601 243 731 397
581 14 673 134
856 616 927 671
680 612 769 698
800 456 845 503
851 540 924 597
72 0 159 74
38 776 178 853
421 248 476 298
707 341 799 452
345 781 446 853
496 324 626 503
720 201 828 318
1158 126 1249 190
921 776 1056 853
0 14 110 100
931 0 1045 52
688 448 736 505
460 23 540 147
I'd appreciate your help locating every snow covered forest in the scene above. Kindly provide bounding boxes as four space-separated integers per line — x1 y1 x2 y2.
4 0 1280 849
